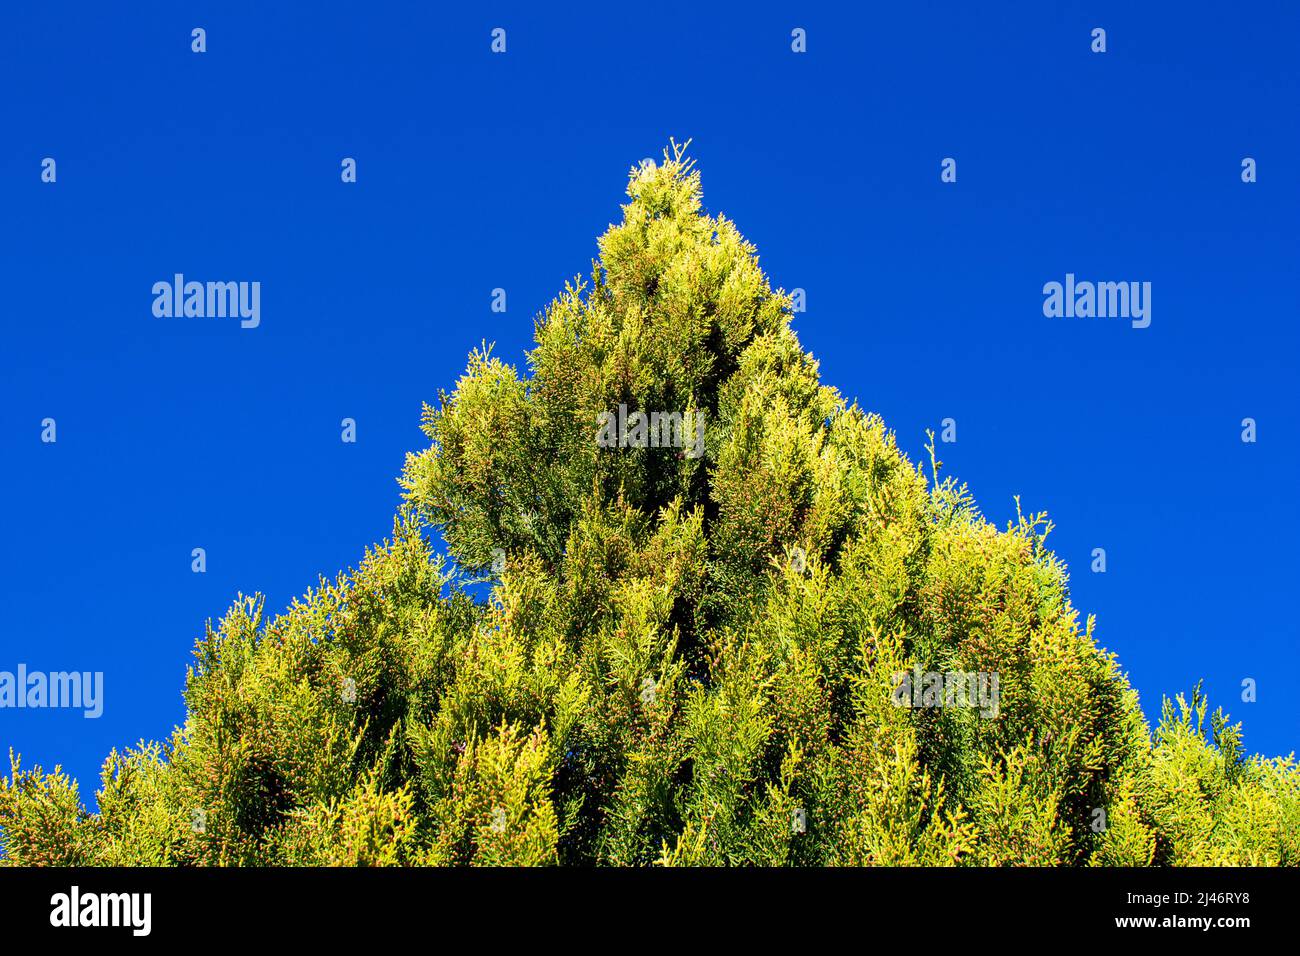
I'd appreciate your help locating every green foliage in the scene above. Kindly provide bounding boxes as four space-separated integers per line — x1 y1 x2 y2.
3 143 1294 866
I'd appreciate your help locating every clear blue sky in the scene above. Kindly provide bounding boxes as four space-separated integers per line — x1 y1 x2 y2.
2 1 1296 800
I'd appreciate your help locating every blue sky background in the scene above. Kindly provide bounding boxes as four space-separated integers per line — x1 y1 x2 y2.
2 1 1296 801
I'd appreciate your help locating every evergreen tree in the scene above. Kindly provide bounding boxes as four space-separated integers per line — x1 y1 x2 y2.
4 142 1296 866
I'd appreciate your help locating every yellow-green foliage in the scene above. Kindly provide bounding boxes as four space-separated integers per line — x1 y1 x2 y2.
3 143 1295 866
